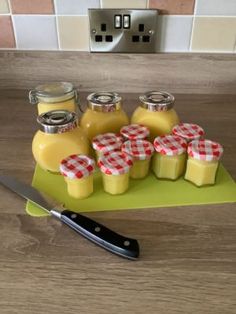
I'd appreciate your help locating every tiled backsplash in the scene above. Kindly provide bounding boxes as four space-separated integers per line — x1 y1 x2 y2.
0 0 235 52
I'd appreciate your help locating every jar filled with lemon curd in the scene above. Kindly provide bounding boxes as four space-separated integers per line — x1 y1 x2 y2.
60 154 95 199
185 139 223 187
80 92 129 141
152 135 187 180
98 151 133 195
32 110 89 173
29 82 79 115
131 91 180 141
121 139 154 179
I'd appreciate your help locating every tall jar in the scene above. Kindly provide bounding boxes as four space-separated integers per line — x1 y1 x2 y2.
29 82 79 115
131 91 180 141
80 92 129 141
32 110 89 172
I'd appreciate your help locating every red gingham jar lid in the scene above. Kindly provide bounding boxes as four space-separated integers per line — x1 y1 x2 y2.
92 133 123 153
120 124 150 140
172 123 205 141
187 139 223 162
98 151 133 175
153 135 187 156
60 155 95 179
121 140 154 160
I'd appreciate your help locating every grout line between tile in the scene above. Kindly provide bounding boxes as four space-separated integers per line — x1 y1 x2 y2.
55 16 61 50
7 0 19 49
189 0 198 52
52 0 60 50
53 0 57 14
189 19 196 52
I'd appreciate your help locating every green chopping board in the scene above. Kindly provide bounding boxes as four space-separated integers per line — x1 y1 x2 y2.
26 163 236 217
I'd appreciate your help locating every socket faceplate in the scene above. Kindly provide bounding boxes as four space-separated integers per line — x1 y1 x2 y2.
89 9 159 53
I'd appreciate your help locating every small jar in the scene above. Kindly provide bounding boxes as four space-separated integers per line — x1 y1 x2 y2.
185 139 223 187
131 91 180 141
60 154 95 199
172 123 205 142
29 82 78 115
92 133 123 160
121 140 154 179
32 110 89 173
98 151 133 195
152 135 187 180
80 92 129 141
120 124 150 141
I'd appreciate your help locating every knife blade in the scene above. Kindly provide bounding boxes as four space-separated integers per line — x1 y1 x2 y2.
0 175 139 260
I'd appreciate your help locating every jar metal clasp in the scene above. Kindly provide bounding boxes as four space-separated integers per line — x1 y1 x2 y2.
29 90 38 105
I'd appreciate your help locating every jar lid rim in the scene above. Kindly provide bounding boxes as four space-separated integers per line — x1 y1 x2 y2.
37 110 77 134
139 91 175 110
34 82 74 98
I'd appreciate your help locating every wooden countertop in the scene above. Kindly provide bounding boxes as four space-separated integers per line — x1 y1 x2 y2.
0 90 235 314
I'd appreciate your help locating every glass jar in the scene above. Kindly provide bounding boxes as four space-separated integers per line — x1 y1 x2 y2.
32 110 89 173
172 123 205 142
80 92 129 141
92 133 123 160
60 154 95 199
152 135 187 180
29 82 78 115
120 124 150 141
98 151 133 195
121 139 154 179
131 91 180 141
185 139 223 187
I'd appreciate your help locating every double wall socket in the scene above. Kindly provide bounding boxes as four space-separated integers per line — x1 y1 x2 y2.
89 9 159 53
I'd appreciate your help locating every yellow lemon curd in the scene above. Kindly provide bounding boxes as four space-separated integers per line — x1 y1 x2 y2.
32 127 89 173
131 106 179 141
185 157 219 187
37 98 77 115
65 175 93 199
152 153 186 180
80 108 129 141
101 172 130 195
130 159 151 179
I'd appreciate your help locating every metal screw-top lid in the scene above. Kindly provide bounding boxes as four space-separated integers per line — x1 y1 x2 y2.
37 110 77 134
139 91 175 112
29 82 78 105
87 92 122 112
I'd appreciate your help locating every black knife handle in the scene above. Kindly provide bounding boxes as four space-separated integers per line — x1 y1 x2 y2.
58 210 139 260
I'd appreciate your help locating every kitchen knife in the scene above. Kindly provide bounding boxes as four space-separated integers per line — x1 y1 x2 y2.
0 175 139 260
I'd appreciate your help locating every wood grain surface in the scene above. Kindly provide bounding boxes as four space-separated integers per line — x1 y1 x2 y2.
0 51 236 94
0 90 235 314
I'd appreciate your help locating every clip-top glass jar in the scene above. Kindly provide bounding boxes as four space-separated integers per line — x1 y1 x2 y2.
29 82 78 115
131 91 180 141
32 110 89 172
80 92 129 141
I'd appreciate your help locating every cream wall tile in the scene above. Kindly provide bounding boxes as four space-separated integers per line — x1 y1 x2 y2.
58 16 89 50
191 17 236 52
13 15 58 50
156 15 193 52
55 0 100 15
195 0 236 16
0 0 9 13
101 0 147 9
